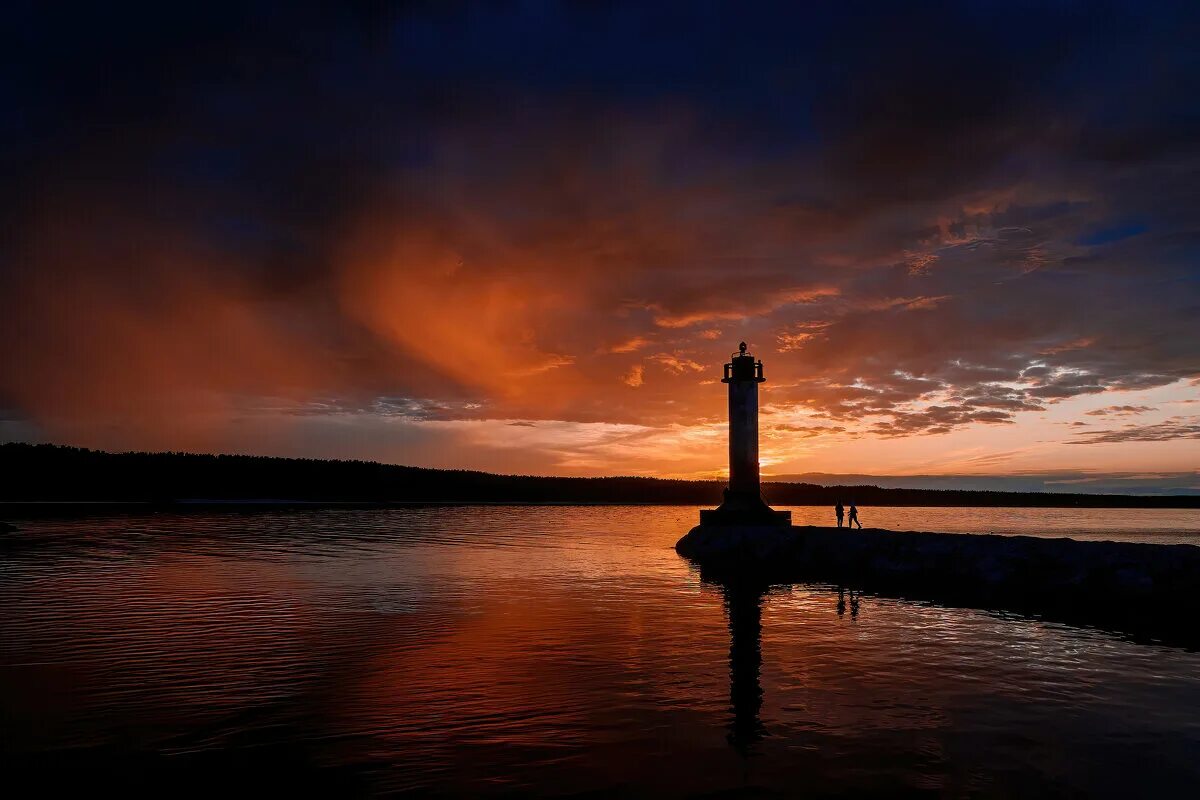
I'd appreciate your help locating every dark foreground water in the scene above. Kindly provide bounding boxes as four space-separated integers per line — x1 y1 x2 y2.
3 506 1199 797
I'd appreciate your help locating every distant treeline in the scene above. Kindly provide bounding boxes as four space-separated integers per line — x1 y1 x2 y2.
1 443 1196 509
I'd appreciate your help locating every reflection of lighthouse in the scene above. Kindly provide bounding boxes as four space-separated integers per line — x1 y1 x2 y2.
723 579 767 754
700 343 791 526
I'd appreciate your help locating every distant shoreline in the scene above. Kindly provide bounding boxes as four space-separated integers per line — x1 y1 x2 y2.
2 442 1197 514
4 499 1200 523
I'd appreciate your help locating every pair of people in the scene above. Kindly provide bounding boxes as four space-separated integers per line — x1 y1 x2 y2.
835 501 861 529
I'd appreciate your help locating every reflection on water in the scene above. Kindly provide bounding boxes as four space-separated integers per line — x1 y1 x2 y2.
836 585 862 620
2 506 1200 796
722 580 767 754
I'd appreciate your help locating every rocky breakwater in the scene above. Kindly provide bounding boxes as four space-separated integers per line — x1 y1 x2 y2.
677 525 1200 648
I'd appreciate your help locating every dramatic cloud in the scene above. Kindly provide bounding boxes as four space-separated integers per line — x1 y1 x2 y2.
1 1 1198 476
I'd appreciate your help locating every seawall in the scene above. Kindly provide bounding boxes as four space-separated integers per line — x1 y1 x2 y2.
676 524 1200 648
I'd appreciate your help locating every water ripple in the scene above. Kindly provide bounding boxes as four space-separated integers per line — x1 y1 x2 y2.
2 506 1199 796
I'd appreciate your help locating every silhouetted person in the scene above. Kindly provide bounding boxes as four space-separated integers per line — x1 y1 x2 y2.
835 501 844 528
848 502 862 529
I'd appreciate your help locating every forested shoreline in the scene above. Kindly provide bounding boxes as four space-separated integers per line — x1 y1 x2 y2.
2 443 1195 509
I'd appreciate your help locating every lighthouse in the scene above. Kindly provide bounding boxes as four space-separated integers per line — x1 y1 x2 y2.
699 343 791 526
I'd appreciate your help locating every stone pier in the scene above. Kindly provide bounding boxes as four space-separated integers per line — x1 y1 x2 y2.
676 523 1200 648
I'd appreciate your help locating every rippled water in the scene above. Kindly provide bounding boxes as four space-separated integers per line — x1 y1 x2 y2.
3 506 1199 796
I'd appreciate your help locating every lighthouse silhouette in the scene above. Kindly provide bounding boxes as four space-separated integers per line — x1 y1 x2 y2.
700 343 791 526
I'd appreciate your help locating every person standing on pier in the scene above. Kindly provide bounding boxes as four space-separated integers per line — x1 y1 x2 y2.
848 503 862 529
836 501 845 528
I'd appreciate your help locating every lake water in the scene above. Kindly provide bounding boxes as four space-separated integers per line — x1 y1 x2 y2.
3 506 1199 796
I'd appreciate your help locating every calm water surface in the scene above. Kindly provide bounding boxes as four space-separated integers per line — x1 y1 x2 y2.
3 506 1199 796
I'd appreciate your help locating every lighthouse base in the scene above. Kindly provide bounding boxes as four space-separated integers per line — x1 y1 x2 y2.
699 490 791 527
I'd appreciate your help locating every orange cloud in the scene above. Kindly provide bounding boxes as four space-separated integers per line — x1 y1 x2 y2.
337 225 580 404
1040 337 1097 355
864 295 952 312
776 321 833 352
1 210 341 449
651 287 840 328
650 353 707 375
604 336 651 354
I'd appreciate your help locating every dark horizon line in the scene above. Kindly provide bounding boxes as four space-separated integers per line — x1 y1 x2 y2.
1 442 1196 510
4 440 1196 491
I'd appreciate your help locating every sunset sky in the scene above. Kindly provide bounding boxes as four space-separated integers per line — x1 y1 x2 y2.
3 2 1198 490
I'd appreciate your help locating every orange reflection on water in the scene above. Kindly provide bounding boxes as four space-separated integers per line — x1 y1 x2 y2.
3 507 1200 796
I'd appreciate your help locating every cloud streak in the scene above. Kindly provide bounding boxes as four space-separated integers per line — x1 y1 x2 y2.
1069 418 1200 445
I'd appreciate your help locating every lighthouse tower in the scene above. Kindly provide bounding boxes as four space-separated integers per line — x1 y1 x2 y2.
700 343 791 526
